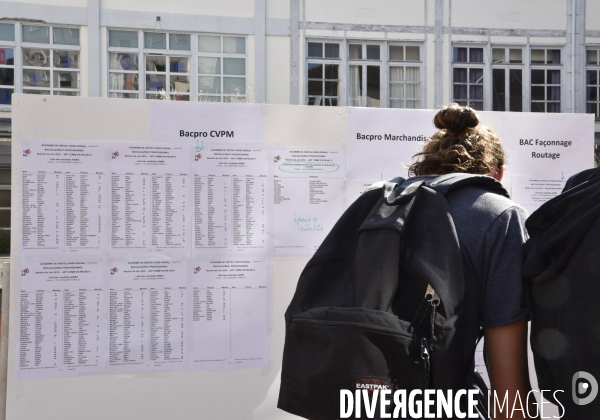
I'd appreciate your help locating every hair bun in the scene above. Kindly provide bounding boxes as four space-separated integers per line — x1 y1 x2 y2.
433 103 479 133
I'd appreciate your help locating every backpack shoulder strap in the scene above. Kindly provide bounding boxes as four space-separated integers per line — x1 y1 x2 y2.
427 173 510 198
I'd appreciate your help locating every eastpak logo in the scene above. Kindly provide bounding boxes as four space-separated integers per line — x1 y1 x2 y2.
352 379 392 393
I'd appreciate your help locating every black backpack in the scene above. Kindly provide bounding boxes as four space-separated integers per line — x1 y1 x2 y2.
523 168 600 419
278 174 509 420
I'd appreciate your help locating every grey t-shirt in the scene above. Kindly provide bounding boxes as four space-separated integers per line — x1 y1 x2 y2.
407 175 531 328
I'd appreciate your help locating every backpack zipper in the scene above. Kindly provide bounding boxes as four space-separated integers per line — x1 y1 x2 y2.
292 318 413 339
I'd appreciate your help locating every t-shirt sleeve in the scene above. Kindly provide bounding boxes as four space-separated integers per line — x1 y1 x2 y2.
479 205 531 328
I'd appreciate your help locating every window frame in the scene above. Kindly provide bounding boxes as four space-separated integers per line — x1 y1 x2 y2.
529 46 563 113
490 45 526 112
305 40 342 106
388 43 423 109
451 44 486 111
586 46 600 120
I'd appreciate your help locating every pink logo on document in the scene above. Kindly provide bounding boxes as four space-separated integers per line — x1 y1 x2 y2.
23 148 31 157
110 267 118 275
194 266 201 274
112 151 119 159
274 155 281 163
195 153 202 161
21 268 29 276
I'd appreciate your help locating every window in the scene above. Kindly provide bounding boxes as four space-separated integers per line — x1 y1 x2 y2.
586 48 600 119
0 143 10 255
491 47 523 112
21 25 80 97
0 23 15 106
306 41 340 106
530 48 561 113
145 32 191 101
108 30 140 99
198 35 246 102
348 43 382 107
452 46 484 110
389 45 421 109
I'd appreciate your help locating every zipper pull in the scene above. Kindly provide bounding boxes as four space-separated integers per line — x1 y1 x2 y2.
425 284 440 307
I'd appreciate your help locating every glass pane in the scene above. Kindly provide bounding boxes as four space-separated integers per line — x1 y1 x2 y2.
0 24 15 42
323 98 338 106
53 27 79 45
307 63 322 79
349 45 362 60
0 89 12 105
324 81 338 96
405 46 420 61
170 57 190 73
0 210 9 228
0 68 14 86
146 74 166 91
492 48 505 64
307 43 323 58
531 86 545 101
0 169 10 185
223 96 246 103
390 99 402 108
587 103 598 117
509 49 522 64
54 71 79 89
23 49 50 67
110 92 139 99
198 35 220 53
366 65 380 107
110 53 138 71
22 25 49 44
146 55 166 72
307 97 317 106
145 93 164 100
587 50 598 65
547 103 561 113
199 95 221 102
453 68 467 83
389 46 404 61
324 64 338 80
547 86 560 101
509 69 523 112
198 57 221 75
308 80 322 96
348 65 363 107
0 48 14 66
23 69 50 87
453 47 468 63
547 70 560 84
531 69 545 84
223 37 245 54
53 50 79 69
406 67 420 82
548 49 561 64
223 77 245 95
170 75 190 93
53 90 79 96
469 68 483 84
492 68 505 111
169 34 190 51
109 73 139 91
324 43 339 59
109 30 138 48
469 85 483 100
366 45 380 60
171 94 190 101
531 49 545 64
223 58 245 75
469 48 483 63
469 101 483 111
453 84 467 100
22 89 50 95
586 87 597 102
406 83 420 99
390 67 404 82
144 32 166 49
390 83 404 99
406 100 420 109
198 76 221 94
588 70 598 85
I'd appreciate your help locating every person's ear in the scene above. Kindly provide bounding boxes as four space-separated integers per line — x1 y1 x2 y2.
492 166 504 182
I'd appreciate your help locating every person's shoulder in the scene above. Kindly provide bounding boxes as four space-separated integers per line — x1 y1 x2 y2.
448 184 527 223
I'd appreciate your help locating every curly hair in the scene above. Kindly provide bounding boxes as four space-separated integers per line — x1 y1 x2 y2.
408 103 506 176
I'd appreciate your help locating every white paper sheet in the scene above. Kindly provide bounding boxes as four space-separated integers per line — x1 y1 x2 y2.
109 143 192 256
511 174 567 215
17 257 107 379
190 259 269 370
148 102 263 145
345 179 381 208
107 258 189 372
270 147 346 255
21 140 110 254
346 108 437 181
193 145 268 255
